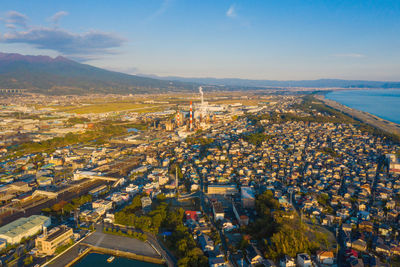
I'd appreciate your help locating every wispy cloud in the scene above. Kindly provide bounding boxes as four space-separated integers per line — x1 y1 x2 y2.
0 11 126 60
48 11 69 26
333 53 366 58
2 11 29 28
144 0 172 23
226 4 236 18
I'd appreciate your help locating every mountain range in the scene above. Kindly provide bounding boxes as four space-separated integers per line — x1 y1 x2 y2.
147 75 400 89
0 53 195 95
0 52 399 95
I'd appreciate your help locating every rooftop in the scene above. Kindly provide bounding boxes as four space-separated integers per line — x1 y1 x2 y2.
42 226 71 242
0 215 49 238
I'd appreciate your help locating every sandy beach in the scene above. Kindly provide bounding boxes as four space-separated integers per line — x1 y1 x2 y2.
316 95 400 137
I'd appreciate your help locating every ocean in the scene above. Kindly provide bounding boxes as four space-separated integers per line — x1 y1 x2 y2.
325 89 400 124
73 253 162 267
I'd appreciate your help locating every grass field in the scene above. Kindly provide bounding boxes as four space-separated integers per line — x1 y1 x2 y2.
44 102 170 114
35 92 266 114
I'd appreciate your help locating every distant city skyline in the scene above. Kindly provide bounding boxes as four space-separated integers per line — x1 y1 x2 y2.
0 0 399 81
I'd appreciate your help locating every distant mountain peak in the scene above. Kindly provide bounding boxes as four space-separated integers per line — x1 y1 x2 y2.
0 52 191 95
0 52 71 63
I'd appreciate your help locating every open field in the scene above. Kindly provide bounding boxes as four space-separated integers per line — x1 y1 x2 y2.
32 91 270 114
45 102 167 114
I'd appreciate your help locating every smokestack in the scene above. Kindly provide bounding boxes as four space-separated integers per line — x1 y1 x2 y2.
176 110 180 126
190 101 193 131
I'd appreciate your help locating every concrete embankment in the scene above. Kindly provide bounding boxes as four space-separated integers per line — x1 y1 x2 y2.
47 230 164 267
80 245 165 265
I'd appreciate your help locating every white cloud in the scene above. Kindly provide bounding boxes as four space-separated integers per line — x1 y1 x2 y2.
226 4 236 18
0 11 126 60
333 53 366 58
3 27 125 57
144 0 172 23
49 11 69 25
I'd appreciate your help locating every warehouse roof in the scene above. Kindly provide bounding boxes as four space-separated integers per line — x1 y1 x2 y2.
0 215 49 238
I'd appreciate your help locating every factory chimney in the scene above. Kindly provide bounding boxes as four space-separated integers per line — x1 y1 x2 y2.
176 110 180 126
190 101 193 131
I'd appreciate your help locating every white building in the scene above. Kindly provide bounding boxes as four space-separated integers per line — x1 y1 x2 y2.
212 201 224 221
0 215 51 244
92 199 113 211
297 253 312 267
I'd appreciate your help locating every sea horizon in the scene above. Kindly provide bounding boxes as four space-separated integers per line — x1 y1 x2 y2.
325 88 400 124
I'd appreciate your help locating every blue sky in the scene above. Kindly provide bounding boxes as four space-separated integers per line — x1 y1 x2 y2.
0 0 399 80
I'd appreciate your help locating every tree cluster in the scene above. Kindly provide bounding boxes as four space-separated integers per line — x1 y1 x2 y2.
115 194 207 266
248 190 326 260
164 208 208 267
114 194 167 234
243 132 273 146
42 194 92 216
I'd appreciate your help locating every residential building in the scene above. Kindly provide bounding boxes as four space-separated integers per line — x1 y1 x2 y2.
297 253 312 267
212 201 224 221
241 186 255 208
207 184 238 195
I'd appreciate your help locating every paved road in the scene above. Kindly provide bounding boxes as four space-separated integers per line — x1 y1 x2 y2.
47 242 84 267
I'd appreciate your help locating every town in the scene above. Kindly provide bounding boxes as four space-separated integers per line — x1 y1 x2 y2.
0 90 400 267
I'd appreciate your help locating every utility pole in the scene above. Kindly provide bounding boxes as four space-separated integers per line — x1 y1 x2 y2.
175 165 179 194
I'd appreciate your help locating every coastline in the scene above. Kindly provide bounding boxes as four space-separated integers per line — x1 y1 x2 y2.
315 95 400 138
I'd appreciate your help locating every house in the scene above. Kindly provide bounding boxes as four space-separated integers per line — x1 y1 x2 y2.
279 255 296 267
342 223 352 232
198 234 214 252
185 210 200 221
359 221 373 233
246 244 263 266
209 257 226 267
297 253 312 267
264 259 277 267
378 225 391 236
375 244 390 256
351 239 367 252
317 251 335 265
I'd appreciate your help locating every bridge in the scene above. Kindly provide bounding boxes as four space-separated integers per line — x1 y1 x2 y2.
0 89 27 94
74 173 119 182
